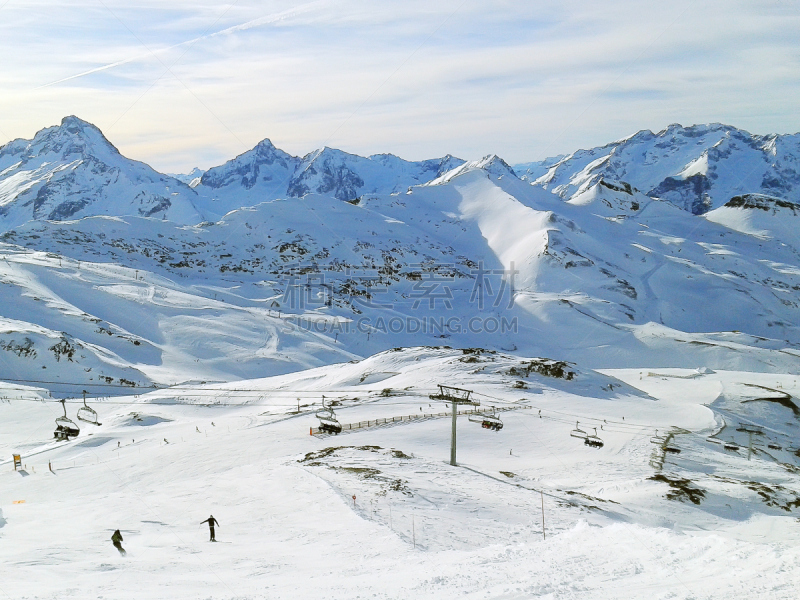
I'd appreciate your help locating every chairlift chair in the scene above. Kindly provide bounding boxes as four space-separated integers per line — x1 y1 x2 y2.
584 427 604 448
76 390 101 425
316 396 342 434
469 407 503 431
570 421 587 439
54 399 80 440
481 407 503 431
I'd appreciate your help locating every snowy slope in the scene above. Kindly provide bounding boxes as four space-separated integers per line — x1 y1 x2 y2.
2 159 800 395
0 117 203 229
525 124 800 214
2 347 799 599
704 193 800 240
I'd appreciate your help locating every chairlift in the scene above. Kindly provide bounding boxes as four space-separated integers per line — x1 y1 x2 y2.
76 390 101 426
767 443 782 451
316 396 342 434
664 446 681 454
469 407 503 431
650 429 666 445
429 385 479 406
54 399 80 440
584 427 604 448
570 421 587 439
723 442 740 452
315 396 334 420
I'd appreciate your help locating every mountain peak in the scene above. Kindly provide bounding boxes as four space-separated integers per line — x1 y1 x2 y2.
27 115 120 160
60 114 97 131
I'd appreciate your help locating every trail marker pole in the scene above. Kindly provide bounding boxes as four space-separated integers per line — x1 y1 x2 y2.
412 514 416 548
541 491 545 540
352 494 356 509
450 401 458 466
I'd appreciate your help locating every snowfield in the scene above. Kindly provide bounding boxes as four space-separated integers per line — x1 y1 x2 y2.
2 348 800 599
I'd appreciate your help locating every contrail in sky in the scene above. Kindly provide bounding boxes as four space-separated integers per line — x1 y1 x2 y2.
35 0 329 90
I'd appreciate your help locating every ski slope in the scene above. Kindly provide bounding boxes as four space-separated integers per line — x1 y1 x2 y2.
2 348 800 599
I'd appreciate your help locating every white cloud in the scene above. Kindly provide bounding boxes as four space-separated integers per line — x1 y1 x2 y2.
0 0 798 172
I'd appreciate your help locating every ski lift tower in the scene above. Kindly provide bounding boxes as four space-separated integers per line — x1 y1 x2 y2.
430 385 480 466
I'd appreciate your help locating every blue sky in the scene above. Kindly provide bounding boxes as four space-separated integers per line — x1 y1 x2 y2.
1 0 799 172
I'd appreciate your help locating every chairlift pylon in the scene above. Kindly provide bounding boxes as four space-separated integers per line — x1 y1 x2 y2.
650 429 666 445
54 399 80 441
570 421 587 439
584 427 604 448
76 390 101 426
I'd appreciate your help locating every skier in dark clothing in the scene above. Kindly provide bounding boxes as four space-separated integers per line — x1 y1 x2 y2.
111 529 126 555
201 515 219 541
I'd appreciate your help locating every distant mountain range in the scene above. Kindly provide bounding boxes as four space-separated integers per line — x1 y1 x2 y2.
2 117 798 231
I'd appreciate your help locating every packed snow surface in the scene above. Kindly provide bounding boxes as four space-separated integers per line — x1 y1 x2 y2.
2 348 800 598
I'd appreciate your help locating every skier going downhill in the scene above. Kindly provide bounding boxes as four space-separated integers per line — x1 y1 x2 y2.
111 529 126 555
201 515 219 541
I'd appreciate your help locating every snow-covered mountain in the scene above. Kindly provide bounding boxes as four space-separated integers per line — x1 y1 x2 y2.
3 159 800 392
0 116 204 229
0 117 799 392
192 141 465 218
520 123 800 214
168 167 205 186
